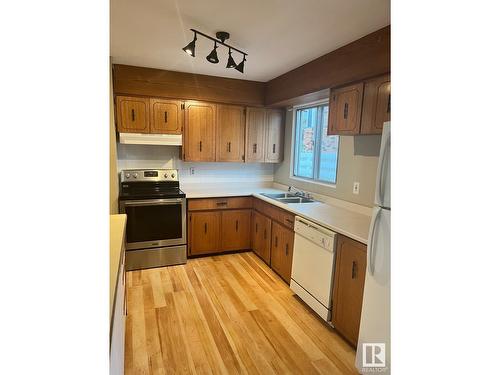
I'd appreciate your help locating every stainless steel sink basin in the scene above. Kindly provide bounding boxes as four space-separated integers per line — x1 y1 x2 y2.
260 193 315 204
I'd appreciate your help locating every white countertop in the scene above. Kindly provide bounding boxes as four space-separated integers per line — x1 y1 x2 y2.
181 185 372 244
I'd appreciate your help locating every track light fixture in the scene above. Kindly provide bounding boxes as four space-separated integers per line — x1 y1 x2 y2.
181 29 248 73
182 32 197 57
206 41 219 64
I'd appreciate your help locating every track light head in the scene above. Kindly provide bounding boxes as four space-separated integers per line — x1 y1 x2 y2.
182 33 197 57
226 49 237 69
235 55 246 73
206 42 219 64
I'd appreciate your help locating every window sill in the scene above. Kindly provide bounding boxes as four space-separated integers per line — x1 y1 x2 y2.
289 175 337 189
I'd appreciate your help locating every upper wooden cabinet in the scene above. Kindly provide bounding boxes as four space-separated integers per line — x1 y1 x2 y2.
183 101 216 162
265 109 285 163
331 235 367 347
327 83 364 135
245 108 284 163
116 96 150 133
150 98 183 134
216 105 245 162
360 75 391 134
245 108 267 162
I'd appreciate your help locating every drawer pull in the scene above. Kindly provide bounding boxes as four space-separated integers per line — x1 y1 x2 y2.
131 109 135 121
255 223 258 233
285 244 289 256
216 201 228 206
285 218 294 225
204 223 207 234
264 229 267 240
164 111 168 123
228 142 231 153
351 261 357 279
343 103 349 119
253 143 257 153
387 93 391 113
272 143 276 153
275 236 278 247
236 220 239 231
199 141 202 152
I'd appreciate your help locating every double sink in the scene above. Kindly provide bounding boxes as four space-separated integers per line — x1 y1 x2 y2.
260 192 315 204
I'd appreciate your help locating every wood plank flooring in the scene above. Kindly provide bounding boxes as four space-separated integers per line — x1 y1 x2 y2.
125 251 357 374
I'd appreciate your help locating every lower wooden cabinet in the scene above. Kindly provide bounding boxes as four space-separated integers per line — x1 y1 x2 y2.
221 210 251 251
270 222 295 283
251 210 272 264
331 235 367 347
188 211 221 256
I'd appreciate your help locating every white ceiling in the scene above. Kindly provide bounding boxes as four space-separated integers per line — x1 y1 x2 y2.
110 0 390 82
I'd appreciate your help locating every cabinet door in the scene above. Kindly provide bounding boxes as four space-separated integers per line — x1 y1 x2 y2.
264 109 285 163
216 105 245 162
245 107 267 162
332 235 367 346
150 98 183 134
270 222 294 283
188 211 220 255
360 75 391 134
221 210 251 251
252 210 272 264
116 96 149 133
327 83 364 135
184 101 216 162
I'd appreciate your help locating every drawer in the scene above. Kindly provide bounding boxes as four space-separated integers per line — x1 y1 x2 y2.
253 198 295 228
188 196 253 211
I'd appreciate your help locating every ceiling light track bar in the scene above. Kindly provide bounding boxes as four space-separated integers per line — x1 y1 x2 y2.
190 29 248 56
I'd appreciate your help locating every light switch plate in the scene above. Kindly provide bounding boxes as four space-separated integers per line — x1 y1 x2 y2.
189 167 195 175
353 182 360 195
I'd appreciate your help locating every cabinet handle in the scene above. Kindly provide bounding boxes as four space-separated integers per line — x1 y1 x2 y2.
285 243 289 256
199 141 202 152
352 261 357 279
253 143 257 153
216 201 228 206
228 142 231 153
236 220 239 232
387 94 391 113
343 103 349 119
255 223 258 233
285 218 294 226
204 223 207 234
272 144 276 153
264 229 267 240
275 236 278 247
131 109 135 121
164 111 168 123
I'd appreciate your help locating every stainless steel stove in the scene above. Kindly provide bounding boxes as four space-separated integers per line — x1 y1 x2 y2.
118 169 186 270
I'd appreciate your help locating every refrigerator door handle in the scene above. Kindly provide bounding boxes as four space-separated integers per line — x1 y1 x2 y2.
368 207 382 276
378 133 390 206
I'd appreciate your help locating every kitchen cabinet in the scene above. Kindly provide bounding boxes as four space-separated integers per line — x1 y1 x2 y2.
245 107 267 162
150 98 183 134
216 104 246 162
360 74 391 134
270 221 294 283
188 211 221 255
327 83 364 135
116 96 150 133
183 101 216 162
331 235 367 347
221 210 252 251
251 210 272 264
245 108 284 163
264 109 285 163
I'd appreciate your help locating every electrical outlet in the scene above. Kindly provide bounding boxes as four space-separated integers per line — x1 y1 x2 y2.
189 167 195 175
353 182 360 195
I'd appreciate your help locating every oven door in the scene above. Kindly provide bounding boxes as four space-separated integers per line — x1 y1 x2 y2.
119 198 186 250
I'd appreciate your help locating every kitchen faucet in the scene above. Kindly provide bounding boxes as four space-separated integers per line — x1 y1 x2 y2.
288 186 312 198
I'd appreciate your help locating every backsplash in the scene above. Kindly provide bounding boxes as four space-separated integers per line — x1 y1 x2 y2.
116 143 274 184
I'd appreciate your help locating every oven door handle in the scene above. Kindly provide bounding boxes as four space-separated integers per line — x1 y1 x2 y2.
122 198 184 207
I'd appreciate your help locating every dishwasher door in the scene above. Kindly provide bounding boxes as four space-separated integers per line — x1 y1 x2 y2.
291 217 337 321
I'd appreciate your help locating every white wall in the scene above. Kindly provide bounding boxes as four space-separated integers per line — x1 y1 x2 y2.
116 143 274 186
273 109 381 207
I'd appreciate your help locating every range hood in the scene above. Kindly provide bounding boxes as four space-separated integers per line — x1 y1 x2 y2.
118 133 182 146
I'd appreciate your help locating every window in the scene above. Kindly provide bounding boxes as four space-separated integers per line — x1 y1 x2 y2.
293 103 339 184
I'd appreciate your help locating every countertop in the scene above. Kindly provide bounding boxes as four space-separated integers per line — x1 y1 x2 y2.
181 185 372 244
110 214 127 322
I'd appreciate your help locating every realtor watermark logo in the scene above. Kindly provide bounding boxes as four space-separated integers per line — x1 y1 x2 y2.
361 343 387 372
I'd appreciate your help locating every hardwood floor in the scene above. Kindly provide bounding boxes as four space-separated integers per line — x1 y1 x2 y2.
125 251 357 374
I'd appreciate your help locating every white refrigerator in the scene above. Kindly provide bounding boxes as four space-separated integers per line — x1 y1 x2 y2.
355 122 391 373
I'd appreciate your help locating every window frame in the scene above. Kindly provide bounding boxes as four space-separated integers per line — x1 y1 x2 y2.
289 100 339 188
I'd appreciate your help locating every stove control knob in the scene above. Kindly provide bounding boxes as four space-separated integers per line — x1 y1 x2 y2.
171 173 176 179
125 173 130 179
133 173 138 179
164 173 169 178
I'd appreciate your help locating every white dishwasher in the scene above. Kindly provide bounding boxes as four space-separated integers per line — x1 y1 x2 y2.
290 216 337 321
